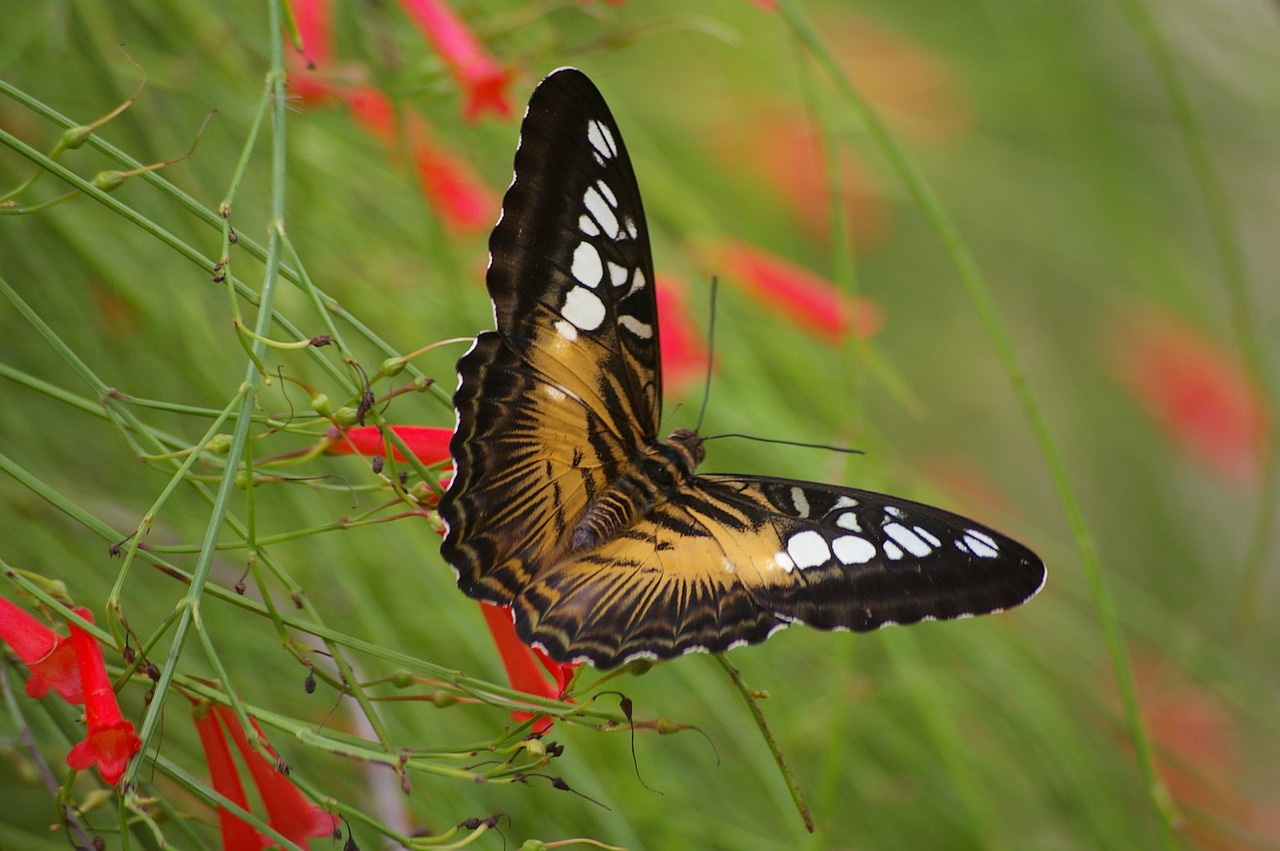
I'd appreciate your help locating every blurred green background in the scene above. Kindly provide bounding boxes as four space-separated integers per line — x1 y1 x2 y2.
2 1 1278 848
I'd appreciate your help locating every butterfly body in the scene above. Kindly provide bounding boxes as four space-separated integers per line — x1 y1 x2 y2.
571 428 703 551
439 68 1045 668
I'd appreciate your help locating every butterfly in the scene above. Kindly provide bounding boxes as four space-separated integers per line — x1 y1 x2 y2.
438 68 1045 669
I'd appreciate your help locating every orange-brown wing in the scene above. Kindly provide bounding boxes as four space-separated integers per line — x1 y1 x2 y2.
439 69 661 604
512 475 1045 668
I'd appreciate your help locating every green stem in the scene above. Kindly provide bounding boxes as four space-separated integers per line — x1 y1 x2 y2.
716 655 814 832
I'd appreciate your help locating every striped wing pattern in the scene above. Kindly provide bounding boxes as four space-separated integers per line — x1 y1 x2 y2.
441 67 658 605
439 68 1046 669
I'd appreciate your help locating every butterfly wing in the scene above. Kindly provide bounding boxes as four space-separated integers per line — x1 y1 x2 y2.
513 475 1045 667
439 68 662 604
443 67 1045 667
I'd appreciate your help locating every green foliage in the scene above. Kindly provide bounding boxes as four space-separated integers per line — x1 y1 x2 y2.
2 1 1278 849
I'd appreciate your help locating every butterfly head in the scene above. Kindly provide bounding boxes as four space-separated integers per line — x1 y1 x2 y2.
666 427 706 466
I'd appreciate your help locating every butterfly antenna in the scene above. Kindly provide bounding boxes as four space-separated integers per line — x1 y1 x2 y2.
703 432 866 456
693 277 719 435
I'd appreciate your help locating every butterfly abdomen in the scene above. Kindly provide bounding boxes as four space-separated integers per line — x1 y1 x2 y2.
570 432 703 551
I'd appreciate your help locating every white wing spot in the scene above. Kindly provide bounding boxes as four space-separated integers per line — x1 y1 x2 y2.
885 506 905 519
623 216 638 239
554 319 578 341
583 187 619 238
587 119 617 159
787 530 831 570
832 535 876 565
618 314 653 339
773 551 797 574
915 526 941 547
578 214 600 237
883 540 904 560
834 496 859 509
563 287 605 331
607 261 629 288
571 242 603 288
791 487 810 518
595 179 617 208
964 529 1000 559
835 511 861 531
627 268 647 298
884 523 933 557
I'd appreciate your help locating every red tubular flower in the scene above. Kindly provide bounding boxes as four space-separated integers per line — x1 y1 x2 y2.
479 603 575 734
827 11 972 143
655 276 710 399
343 86 398 145
405 112 500 233
397 0 515 121
287 0 336 104
337 88 497 233
64 608 141 786
1116 306 1265 488
0 595 84 704
726 117 887 246
211 706 335 847
530 644 577 695
1131 657 1280 848
193 704 261 851
707 240 883 341
326 425 453 465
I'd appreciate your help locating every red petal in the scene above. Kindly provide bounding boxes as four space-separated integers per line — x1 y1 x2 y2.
405 113 499 233
66 608 141 785
397 0 514 121
0 594 60 663
654 276 710 399
456 58 516 123
0 595 84 704
1116 306 1265 488
214 707 335 846
343 86 399 144
828 12 972 142
326 425 452 465
286 0 339 105
530 645 578 695
25 638 83 704
479 603 559 733
1130 657 1280 848
725 117 887 246
291 0 332 63
65 722 143 786
193 705 264 851
709 240 883 341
